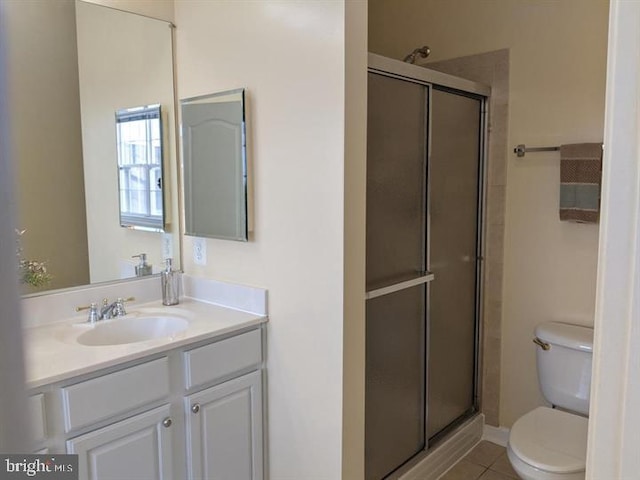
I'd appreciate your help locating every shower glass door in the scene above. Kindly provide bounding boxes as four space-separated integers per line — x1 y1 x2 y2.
427 87 482 440
365 55 486 479
365 72 428 480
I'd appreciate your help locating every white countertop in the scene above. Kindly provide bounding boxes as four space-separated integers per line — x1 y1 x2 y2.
24 298 267 389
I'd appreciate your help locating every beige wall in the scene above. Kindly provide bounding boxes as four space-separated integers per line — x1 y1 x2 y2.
175 1 367 477
0 1 31 452
83 0 174 23
343 1 368 477
369 0 609 427
76 1 178 283
4 0 90 292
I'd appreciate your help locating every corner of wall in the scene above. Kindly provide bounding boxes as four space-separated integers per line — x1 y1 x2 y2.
342 1 368 478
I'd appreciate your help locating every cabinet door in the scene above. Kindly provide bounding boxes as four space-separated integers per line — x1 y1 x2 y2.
186 370 263 480
29 394 47 445
67 405 173 480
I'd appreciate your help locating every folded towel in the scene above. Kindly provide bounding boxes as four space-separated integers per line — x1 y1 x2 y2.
559 143 602 223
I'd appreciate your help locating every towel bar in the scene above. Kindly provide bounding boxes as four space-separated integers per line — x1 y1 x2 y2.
514 143 604 158
513 144 559 157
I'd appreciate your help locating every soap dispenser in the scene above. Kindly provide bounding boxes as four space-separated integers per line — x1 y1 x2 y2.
161 258 179 306
132 253 152 277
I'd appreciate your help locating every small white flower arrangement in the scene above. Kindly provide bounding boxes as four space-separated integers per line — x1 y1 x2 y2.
16 229 52 288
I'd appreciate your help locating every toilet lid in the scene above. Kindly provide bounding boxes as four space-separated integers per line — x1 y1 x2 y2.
509 406 588 474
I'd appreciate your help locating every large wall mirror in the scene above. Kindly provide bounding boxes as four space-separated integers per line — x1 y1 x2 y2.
5 0 180 294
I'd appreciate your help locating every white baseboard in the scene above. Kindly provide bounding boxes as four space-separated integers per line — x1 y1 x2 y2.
482 424 510 447
395 414 484 480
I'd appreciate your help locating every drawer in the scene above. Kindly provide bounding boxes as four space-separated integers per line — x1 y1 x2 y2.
61 358 170 432
29 394 46 443
184 329 262 390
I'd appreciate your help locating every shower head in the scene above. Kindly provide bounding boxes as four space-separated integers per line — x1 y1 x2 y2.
403 46 431 64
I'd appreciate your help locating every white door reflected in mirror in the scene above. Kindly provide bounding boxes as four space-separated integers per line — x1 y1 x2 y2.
181 89 249 242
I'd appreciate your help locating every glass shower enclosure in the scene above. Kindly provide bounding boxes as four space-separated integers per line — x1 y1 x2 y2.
365 54 489 480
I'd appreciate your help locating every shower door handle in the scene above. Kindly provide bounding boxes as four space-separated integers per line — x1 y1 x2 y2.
365 273 435 300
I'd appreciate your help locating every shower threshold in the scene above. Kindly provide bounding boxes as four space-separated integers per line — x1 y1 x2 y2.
385 413 484 480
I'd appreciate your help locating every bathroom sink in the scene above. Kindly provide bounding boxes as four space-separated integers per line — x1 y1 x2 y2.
77 315 189 346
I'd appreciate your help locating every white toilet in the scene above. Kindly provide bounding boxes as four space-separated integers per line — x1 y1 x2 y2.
507 321 593 480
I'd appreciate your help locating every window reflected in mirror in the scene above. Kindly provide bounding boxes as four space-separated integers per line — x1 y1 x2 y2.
116 105 165 231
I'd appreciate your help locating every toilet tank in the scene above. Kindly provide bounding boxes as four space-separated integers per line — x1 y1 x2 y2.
535 322 593 415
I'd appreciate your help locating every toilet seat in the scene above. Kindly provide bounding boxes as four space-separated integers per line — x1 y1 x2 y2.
509 406 588 474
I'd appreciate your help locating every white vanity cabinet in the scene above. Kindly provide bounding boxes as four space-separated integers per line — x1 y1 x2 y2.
60 357 173 479
33 325 265 480
183 328 264 480
29 393 48 453
185 372 263 480
61 357 170 433
67 405 174 480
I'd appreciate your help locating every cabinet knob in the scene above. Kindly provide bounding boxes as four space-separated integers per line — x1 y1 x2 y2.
191 403 200 414
162 417 172 428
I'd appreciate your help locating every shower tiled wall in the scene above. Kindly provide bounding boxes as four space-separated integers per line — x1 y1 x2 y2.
427 49 509 426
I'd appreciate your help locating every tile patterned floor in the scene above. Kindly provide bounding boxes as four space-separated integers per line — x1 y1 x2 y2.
439 441 519 480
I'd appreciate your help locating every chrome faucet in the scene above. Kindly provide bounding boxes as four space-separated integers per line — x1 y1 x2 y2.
100 298 126 320
76 297 135 324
